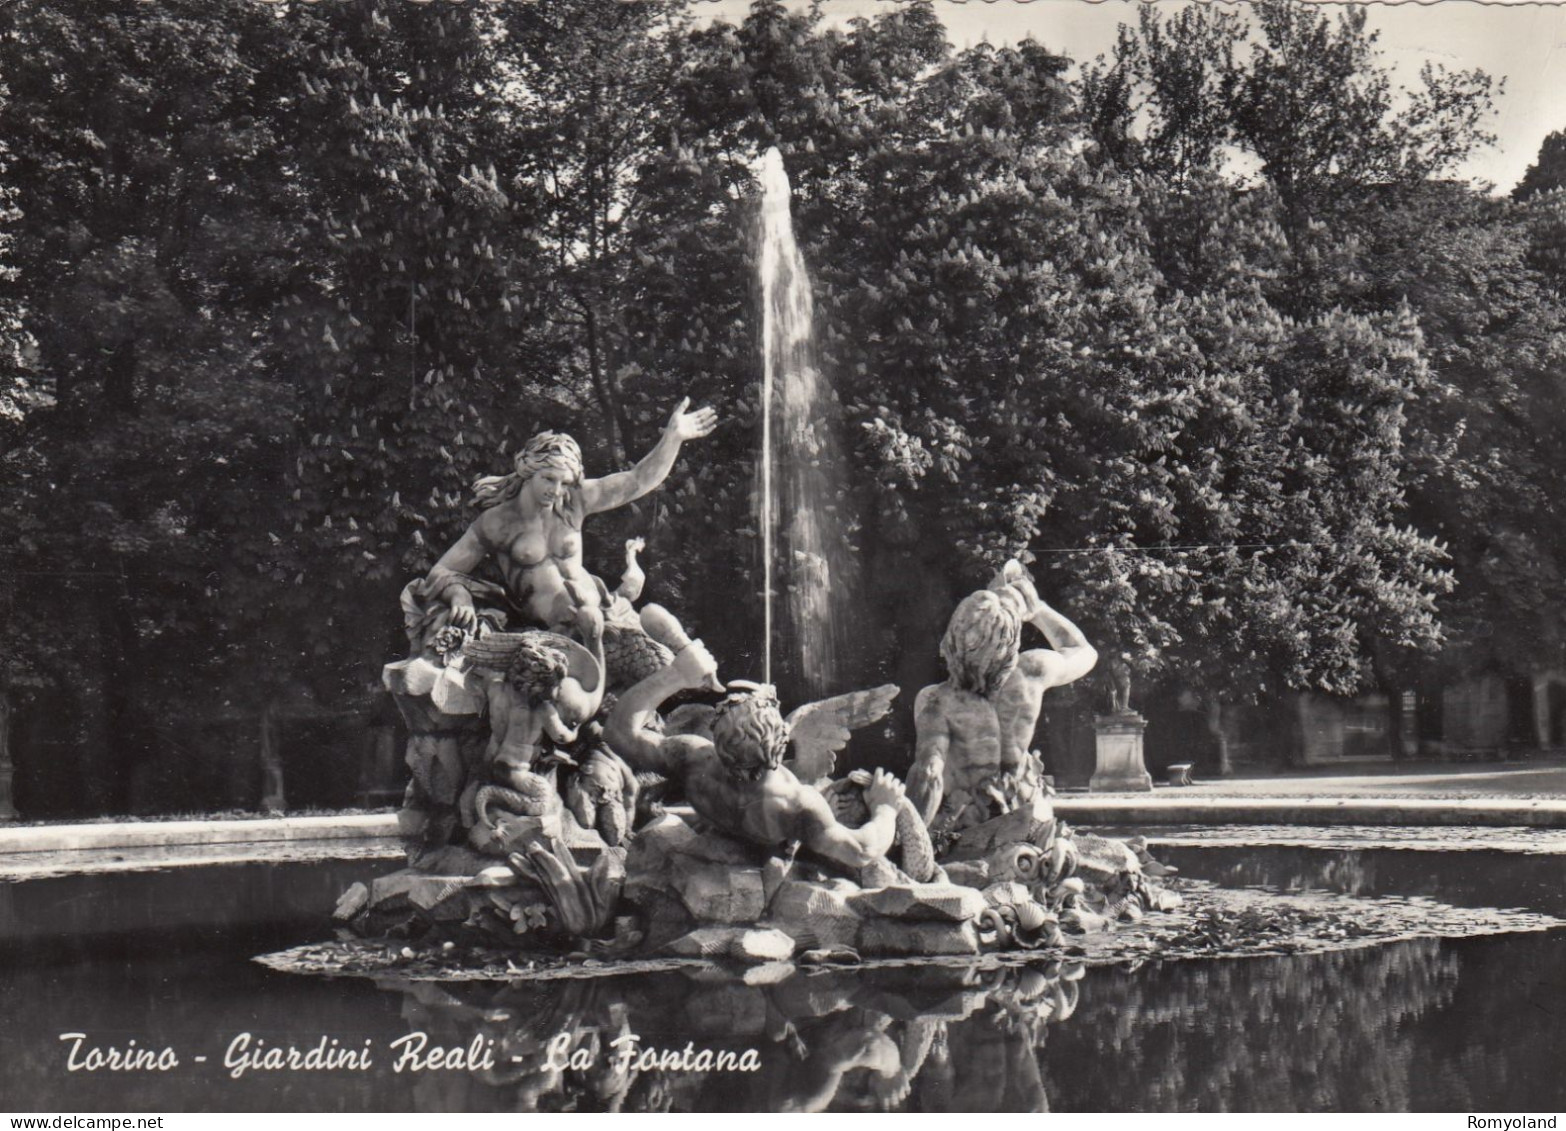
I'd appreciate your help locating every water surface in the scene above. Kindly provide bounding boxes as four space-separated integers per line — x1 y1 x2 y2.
2 838 1562 1112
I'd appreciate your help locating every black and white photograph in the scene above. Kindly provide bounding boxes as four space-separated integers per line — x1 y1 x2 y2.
2 0 1565 1115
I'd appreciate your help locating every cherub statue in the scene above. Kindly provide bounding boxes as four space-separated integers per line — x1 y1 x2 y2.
440 628 608 856
462 628 607 782
907 561 1098 833
605 645 928 883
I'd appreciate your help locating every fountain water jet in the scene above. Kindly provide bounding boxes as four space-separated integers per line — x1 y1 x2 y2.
757 147 851 697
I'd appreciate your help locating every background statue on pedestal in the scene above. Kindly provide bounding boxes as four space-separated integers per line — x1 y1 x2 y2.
1108 654 1134 716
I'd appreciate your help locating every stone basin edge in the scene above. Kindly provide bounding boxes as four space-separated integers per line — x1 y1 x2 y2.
6 795 1566 857
1052 796 1566 828
0 813 398 855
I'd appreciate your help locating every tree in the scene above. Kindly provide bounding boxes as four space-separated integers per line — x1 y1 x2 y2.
579 0 966 692
1081 1 1499 227
1364 187 1566 689
0 0 312 811
1513 129 1566 202
0 97 42 455
1076 0 1566 762
259 0 523 674
491 0 699 467
1079 5 1245 187
0 90 43 819
0 0 1527 811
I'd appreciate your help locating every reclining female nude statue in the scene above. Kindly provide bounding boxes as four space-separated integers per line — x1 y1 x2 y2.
402 398 721 691
385 397 719 858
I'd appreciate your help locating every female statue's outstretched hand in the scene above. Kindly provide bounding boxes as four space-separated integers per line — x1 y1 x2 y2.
664 396 718 442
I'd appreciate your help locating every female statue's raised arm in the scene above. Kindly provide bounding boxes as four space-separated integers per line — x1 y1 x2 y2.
580 397 717 517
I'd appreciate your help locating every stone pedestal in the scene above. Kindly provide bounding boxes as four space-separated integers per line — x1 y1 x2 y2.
1090 711 1153 792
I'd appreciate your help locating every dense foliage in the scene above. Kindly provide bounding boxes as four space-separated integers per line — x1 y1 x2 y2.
0 0 1560 812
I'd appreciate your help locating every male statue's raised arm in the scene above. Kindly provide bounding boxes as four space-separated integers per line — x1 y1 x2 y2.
907 562 1098 835
1007 573 1098 689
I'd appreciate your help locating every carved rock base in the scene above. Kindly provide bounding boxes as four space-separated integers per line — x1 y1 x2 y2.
1072 833 1143 887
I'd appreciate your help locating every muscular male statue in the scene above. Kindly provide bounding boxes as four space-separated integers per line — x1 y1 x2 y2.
907 563 1098 832
605 643 909 877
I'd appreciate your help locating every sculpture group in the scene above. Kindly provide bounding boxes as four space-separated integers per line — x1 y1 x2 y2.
341 400 1178 962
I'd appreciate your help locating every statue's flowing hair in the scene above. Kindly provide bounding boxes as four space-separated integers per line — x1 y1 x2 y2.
471 431 585 520
711 686 791 781
940 589 1022 697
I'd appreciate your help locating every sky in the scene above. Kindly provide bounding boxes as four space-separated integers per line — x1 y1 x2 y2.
705 0 1566 193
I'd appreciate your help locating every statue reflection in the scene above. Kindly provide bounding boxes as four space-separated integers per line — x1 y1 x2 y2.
380 961 1084 1113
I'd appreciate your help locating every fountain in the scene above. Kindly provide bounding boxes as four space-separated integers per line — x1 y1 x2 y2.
274 146 1561 1050
756 147 853 698
316 147 1183 966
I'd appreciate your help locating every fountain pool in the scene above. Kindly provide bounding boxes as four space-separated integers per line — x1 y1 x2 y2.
3 832 1563 1112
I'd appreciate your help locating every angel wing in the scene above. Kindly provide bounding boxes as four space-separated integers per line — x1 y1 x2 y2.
461 630 579 673
784 683 899 784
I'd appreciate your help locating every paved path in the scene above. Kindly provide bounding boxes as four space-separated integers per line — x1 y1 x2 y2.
1132 756 1566 800
1053 794 1566 828
1047 756 1566 826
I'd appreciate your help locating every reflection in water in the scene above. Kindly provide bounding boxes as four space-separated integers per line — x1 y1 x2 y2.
383 962 1082 1112
370 935 1497 1112
1051 940 1457 1112
1160 842 1566 917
